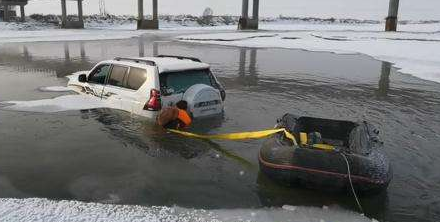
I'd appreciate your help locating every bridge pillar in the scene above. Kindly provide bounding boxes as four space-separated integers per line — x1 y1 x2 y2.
252 0 259 21
77 0 84 25
241 0 248 19
1 1 28 22
137 0 159 30
239 0 259 30
61 0 84 29
385 0 399 31
2 3 9 22
20 5 25 22
61 0 67 27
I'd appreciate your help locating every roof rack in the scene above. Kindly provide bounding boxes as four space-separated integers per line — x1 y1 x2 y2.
114 57 156 66
156 55 201 63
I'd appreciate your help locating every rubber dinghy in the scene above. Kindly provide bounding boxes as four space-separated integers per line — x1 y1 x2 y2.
259 114 392 194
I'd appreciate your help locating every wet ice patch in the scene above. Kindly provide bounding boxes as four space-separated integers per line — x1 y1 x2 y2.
1 95 118 113
39 86 74 92
178 31 440 84
0 198 374 222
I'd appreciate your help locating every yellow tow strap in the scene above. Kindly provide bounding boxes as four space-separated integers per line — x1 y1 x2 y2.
312 144 336 151
169 128 338 151
169 128 298 146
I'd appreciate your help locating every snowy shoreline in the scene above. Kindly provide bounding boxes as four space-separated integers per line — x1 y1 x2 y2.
0 198 374 222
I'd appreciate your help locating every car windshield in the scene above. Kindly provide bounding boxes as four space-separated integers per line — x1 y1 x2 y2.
159 69 212 95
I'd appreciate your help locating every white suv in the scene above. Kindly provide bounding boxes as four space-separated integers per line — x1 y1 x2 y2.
68 55 225 119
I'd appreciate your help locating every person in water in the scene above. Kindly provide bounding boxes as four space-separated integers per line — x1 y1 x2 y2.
157 100 192 129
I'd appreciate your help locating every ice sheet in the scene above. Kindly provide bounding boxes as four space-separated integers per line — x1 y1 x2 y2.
178 31 440 84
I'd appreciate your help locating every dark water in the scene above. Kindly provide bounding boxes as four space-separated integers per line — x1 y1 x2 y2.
0 33 439 222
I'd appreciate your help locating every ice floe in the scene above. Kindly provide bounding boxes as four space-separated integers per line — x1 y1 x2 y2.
1 94 118 113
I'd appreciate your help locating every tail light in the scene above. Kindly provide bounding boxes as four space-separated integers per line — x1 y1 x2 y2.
144 89 162 111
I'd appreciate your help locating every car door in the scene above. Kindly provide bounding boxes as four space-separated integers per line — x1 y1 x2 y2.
86 63 112 97
123 66 149 113
102 64 129 110
103 65 148 113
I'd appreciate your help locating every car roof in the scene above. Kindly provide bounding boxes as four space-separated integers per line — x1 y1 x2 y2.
106 57 210 73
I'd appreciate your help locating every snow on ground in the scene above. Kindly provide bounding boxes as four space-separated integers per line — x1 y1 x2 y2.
0 22 235 44
0 28 144 44
1 16 439 44
178 30 440 84
259 22 440 33
0 198 374 222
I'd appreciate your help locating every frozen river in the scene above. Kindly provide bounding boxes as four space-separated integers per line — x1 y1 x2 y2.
0 32 439 222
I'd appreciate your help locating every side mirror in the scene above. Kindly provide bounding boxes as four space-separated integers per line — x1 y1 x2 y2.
78 74 87 83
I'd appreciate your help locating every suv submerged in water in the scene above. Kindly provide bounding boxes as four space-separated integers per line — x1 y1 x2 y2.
68 55 225 119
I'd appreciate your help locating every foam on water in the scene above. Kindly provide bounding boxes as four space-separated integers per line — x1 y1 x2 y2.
0 198 374 222
38 86 74 92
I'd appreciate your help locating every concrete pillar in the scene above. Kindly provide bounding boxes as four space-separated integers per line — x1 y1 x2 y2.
3 4 9 22
239 0 258 30
61 0 67 28
77 0 83 25
20 5 25 22
152 0 158 20
138 0 144 20
137 0 159 29
252 0 259 20
241 0 249 18
386 0 399 31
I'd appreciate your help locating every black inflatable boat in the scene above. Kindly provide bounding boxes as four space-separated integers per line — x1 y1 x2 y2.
259 114 392 193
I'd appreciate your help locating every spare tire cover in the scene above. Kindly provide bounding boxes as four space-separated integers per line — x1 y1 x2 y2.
183 84 223 118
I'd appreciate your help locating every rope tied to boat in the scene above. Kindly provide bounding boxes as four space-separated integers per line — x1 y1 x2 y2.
169 128 298 146
340 152 364 213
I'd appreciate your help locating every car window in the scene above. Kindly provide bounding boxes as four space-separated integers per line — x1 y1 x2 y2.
108 65 128 87
88 64 111 84
159 69 212 95
126 67 147 90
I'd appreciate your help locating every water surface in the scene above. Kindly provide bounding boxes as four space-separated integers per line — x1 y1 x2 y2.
0 33 439 222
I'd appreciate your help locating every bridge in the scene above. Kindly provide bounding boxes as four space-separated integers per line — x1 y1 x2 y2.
0 0 401 31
